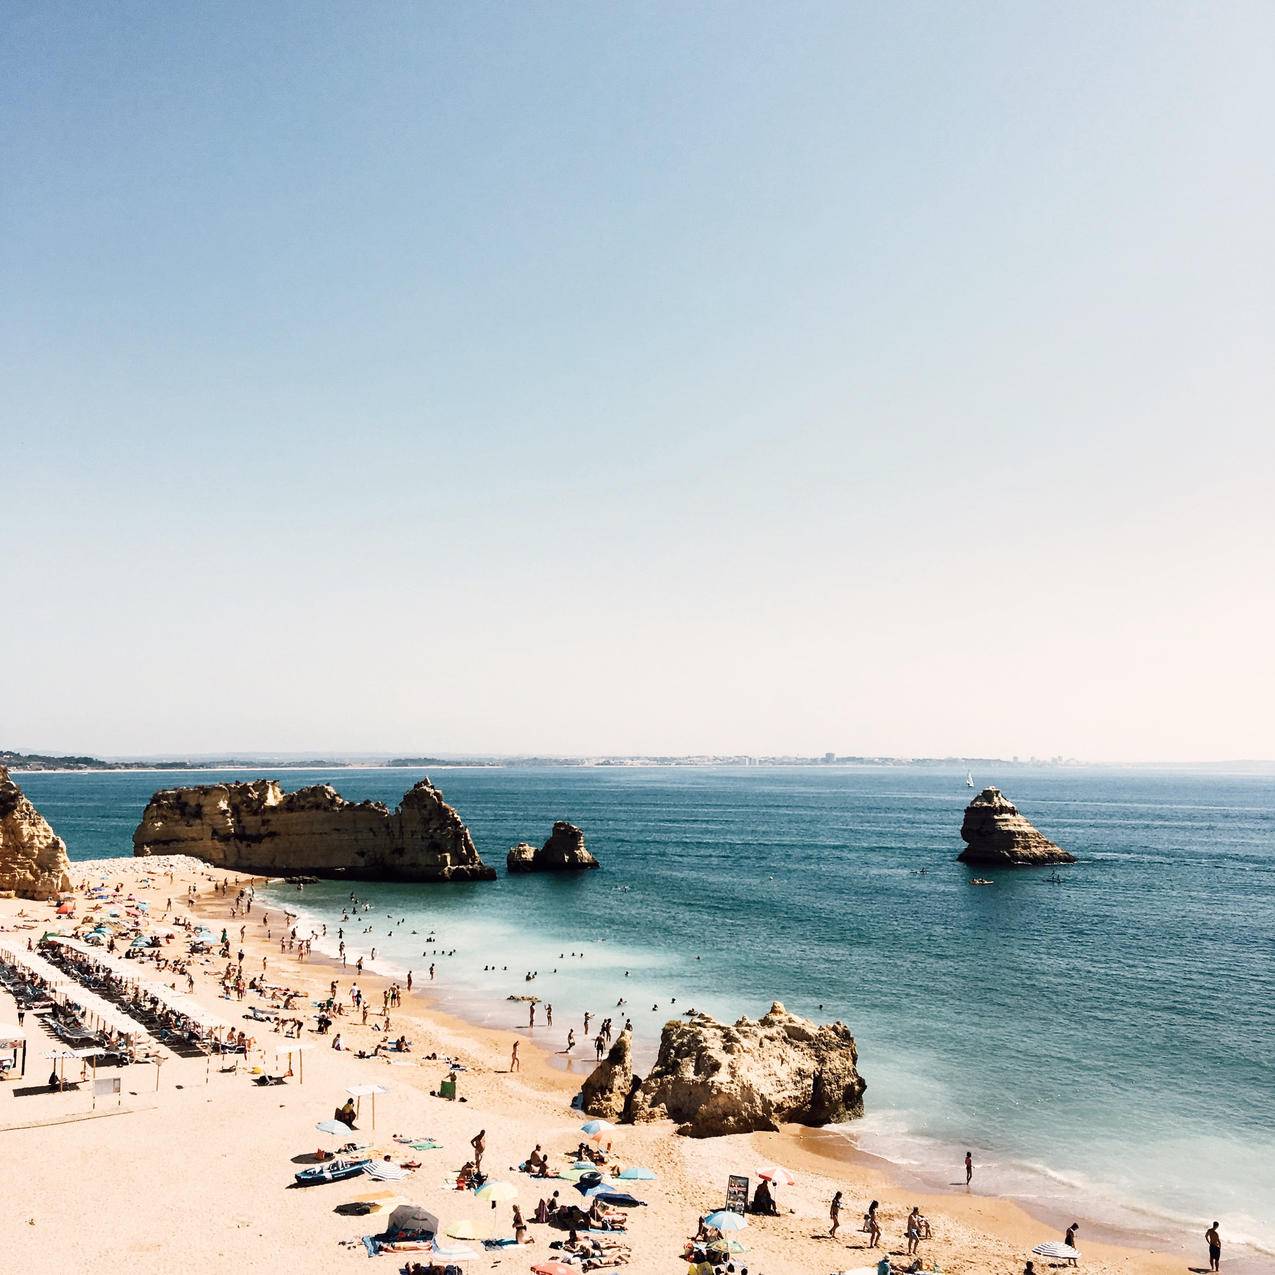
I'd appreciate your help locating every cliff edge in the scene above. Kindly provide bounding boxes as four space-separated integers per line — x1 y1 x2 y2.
133 776 496 882
0 765 73 899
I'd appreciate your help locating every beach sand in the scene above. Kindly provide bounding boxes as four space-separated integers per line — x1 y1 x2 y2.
0 857 1233 1274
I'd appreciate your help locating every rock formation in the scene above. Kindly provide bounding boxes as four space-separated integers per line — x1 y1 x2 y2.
958 786 1076 866
579 1029 635 1120
0 766 73 900
613 1001 865 1138
133 776 497 882
506 821 600 873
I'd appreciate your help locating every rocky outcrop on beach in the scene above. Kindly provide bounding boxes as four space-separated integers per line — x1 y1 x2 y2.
0 765 73 900
958 786 1076 866
506 821 600 873
579 1029 635 1120
621 1002 865 1138
133 776 497 882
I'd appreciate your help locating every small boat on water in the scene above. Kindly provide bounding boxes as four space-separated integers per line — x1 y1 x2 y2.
294 1156 372 1186
965 771 975 788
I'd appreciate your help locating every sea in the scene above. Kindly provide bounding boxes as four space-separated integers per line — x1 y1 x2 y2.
19 764 1275 1261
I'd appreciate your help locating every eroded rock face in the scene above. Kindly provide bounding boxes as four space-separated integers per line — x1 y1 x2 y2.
0 766 73 900
958 787 1076 866
506 821 599 873
579 1029 635 1120
133 776 496 882
625 1002 865 1138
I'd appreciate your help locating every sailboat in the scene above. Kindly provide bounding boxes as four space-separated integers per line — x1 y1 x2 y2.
965 771 975 788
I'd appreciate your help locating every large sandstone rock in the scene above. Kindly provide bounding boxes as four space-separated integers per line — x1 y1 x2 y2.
0 766 72 900
579 1029 635 1120
506 821 599 873
133 776 496 882
958 787 1076 866
625 1002 865 1138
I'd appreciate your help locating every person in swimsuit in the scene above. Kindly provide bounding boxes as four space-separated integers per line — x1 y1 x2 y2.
829 1190 842 1238
1064 1221 1080 1251
1205 1221 1221 1272
965 1150 973 1184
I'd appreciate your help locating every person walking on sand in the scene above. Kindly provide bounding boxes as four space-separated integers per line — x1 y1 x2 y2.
510 1040 520 1072
565 1028 575 1053
829 1190 842 1238
1064 1221 1080 1252
470 1129 486 1175
864 1199 880 1247
906 1205 922 1255
965 1150 973 1184
1206 1221 1221 1271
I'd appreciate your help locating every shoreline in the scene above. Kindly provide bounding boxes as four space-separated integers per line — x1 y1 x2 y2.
222 871 1254 1272
3 853 1261 1273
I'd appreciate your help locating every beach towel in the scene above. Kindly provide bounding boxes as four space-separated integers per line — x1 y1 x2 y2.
482 1238 519 1249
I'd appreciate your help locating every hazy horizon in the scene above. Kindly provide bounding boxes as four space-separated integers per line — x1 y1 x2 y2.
4 4 1273 764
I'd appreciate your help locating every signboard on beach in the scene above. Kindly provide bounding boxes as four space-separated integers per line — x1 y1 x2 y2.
726 1174 749 1213
94 1076 120 1097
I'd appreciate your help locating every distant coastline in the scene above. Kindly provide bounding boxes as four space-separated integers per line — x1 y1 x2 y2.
6 749 1274 774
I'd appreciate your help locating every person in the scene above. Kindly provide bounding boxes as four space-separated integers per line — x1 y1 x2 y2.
513 1204 530 1244
906 1205 922 1255
471 1128 486 1175
1064 1221 1079 1249
47 1067 61 1091
965 1150 973 1184
1206 1221 1221 1272
510 1040 520 1072
751 1178 777 1216
876 1258 891 1275
335 1097 357 1130
524 1144 546 1173
1023 1263 1035 1275
865 1200 881 1247
829 1190 842 1238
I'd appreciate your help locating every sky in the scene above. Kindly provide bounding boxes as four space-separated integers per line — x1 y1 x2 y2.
2 2 1273 762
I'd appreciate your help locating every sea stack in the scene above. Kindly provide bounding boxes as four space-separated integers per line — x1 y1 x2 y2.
0 765 73 900
133 775 497 882
958 786 1076 866
506 821 600 873
619 1001 865 1138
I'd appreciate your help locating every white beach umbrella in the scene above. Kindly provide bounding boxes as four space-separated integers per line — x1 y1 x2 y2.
347 1081 389 1128
1032 1241 1080 1260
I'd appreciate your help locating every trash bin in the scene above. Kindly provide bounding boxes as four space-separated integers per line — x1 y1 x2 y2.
439 1074 456 1100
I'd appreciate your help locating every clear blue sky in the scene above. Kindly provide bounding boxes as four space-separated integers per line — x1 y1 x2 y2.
3 3 1272 760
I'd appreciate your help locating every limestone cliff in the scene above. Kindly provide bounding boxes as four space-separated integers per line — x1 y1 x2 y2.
133 776 496 882
0 766 73 900
958 786 1076 866
506 821 599 873
620 1002 865 1138
579 1029 635 1120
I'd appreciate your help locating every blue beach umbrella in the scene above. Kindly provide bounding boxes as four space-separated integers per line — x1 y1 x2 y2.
703 1210 747 1232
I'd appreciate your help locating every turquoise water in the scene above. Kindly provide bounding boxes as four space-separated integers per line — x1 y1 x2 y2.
20 764 1275 1257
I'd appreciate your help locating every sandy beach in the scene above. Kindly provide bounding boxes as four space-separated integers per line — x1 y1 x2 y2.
0 857 1238 1275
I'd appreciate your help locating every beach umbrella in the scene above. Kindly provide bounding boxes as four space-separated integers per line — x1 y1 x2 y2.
703 1210 747 1233
347 1082 389 1129
386 1204 438 1236
315 1120 347 1136
1032 1241 1080 1260
275 1042 310 1084
616 1166 656 1180
580 1119 614 1137
475 1179 517 1205
583 1182 621 1198
756 1165 796 1186
532 1264 577 1275
445 1218 480 1239
363 1160 410 1181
